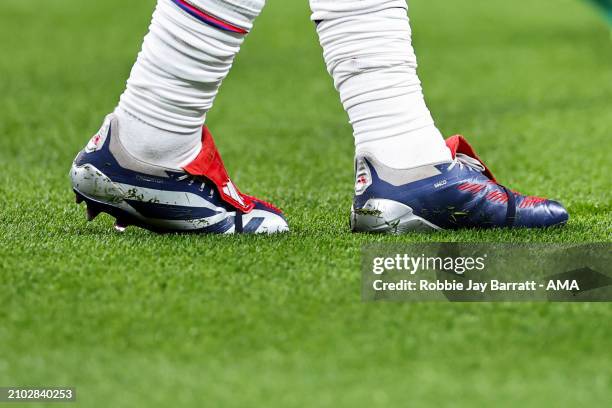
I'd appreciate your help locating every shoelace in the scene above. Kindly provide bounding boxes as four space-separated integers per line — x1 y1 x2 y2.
177 174 282 213
447 153 486 173
177 174 208 192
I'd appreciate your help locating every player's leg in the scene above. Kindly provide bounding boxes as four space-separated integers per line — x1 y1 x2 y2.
311 0 451 170
310 0 568 232
116 0 260 170
70 0 288 234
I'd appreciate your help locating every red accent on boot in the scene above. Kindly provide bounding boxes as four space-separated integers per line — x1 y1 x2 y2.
183 127 255 213
445 135 497 182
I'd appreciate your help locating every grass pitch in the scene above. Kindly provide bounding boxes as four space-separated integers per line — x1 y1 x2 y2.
0 0 611 406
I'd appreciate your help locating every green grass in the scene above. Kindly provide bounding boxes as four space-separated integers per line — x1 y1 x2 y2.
0 0 611 406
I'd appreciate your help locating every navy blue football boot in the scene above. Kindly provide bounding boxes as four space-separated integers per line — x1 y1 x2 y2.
70 114 288 234
351 135 569 233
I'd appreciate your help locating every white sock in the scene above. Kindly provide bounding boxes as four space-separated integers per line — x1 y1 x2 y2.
115 0 264 169
311 1 452 169
114 107 201 170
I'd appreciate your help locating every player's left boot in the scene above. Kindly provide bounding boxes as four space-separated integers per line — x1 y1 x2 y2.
351 135 569 232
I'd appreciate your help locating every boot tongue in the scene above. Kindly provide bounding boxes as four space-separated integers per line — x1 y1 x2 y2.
445 135 497 182
183 127 255 213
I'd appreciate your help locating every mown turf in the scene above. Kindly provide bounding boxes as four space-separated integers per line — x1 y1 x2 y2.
0 0 611 406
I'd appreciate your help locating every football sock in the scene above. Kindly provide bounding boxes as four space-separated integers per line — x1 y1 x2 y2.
115 0 264 170
311 1 452 169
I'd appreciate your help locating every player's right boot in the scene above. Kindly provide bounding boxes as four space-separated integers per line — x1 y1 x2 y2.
351 135 569 233
69 114 288 234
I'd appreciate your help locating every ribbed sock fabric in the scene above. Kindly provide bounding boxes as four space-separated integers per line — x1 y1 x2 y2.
311 1 452 169
114 0 265 169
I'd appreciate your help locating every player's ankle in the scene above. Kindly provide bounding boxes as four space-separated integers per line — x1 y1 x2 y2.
113 108 201 170
355 126 452 170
